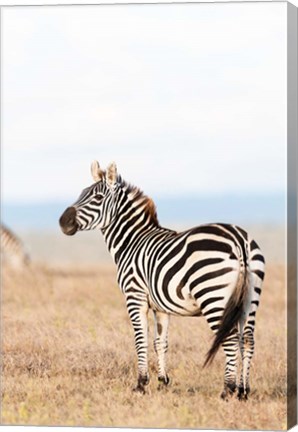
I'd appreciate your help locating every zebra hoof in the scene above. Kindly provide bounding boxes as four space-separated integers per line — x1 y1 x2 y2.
157 375 170 390
220 383 236 401
133 375 149 394
133 385 146 394
220 390 232 401
237 386 250 401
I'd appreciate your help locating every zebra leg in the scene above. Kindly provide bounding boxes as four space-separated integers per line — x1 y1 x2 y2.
126 297 150 394
220 328 239 401
153 311 170 389
237 263 262 401
238 324 255 400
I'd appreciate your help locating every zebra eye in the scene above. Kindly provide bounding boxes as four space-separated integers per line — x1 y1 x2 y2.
92 194 104 203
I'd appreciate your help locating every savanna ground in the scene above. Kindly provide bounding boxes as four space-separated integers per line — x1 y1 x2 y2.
1 247 287 430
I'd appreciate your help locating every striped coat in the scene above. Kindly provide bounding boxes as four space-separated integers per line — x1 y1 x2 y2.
60 162 265 399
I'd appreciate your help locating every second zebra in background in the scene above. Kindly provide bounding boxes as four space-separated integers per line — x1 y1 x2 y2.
1 224 30 269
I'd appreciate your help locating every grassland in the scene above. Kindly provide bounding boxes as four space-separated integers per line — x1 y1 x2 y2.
1 262 287 429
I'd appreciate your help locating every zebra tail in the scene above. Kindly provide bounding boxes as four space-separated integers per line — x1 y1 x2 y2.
203 260 249 368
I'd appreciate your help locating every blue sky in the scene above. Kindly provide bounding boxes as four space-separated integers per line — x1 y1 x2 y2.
2 2 287 203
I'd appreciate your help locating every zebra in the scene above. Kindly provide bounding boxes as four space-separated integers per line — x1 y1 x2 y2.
59 161 265 400
1 224 30 268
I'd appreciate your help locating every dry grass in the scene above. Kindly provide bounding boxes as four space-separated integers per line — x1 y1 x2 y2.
1 262 287 429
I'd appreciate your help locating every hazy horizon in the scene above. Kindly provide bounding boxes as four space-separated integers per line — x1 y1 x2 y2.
2 192 285 231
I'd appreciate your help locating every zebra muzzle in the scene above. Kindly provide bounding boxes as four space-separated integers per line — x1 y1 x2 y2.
59 206 78 236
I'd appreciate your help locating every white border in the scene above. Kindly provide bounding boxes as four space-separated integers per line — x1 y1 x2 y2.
0 0 297 6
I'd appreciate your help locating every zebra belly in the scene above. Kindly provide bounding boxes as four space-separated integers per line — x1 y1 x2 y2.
148 292 202 316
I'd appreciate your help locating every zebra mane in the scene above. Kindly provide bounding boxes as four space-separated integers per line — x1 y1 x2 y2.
118 176 159 226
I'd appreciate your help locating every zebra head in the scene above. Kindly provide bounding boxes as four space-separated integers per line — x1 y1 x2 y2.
59 161 119 235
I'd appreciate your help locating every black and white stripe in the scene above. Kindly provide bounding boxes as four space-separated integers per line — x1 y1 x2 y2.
60 161 265 399
1 224 30 268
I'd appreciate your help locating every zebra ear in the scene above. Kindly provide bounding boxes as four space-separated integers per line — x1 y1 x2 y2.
106 162 117 188
91 160 104 182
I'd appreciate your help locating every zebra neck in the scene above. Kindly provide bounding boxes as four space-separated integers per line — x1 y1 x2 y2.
101 203 162 265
